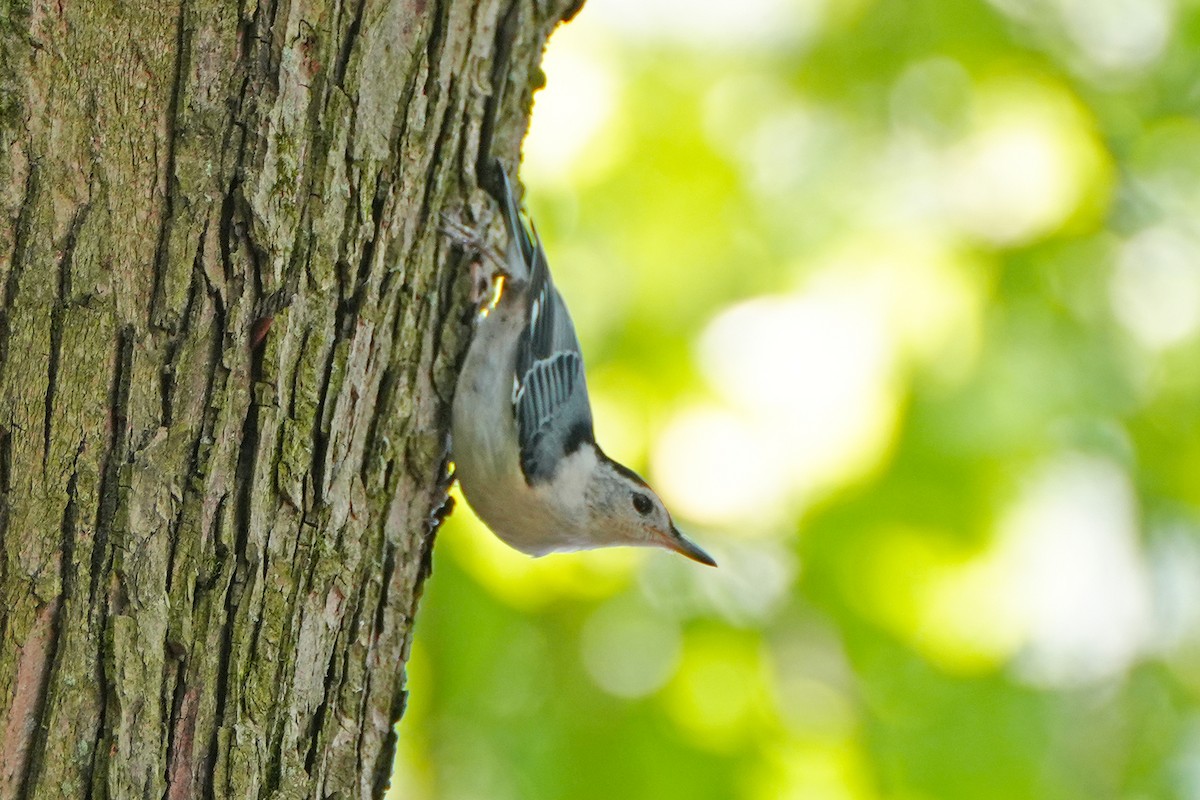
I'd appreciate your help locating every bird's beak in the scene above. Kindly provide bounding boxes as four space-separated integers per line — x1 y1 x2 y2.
664 525 717 567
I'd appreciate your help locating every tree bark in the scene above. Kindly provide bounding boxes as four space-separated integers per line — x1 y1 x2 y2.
0 0 579 797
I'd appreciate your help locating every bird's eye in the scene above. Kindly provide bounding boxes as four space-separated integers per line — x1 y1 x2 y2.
631 493 653 516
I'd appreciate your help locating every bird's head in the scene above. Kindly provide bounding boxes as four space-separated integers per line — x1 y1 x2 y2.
584 452 716 566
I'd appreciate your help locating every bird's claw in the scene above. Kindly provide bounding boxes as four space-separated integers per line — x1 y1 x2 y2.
439 213 506 270
440 211 509 309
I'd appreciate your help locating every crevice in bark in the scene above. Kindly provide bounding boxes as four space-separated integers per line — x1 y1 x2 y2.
303 635 340 778
308 342 336 505
217 167 244 293
191 263 230 482
245 0 280 93
161 225 210 428
418 85 460 227
372 544 396 641
196 493 231 600
86 324 136 796
341 174 388 341
149 0 192 333
86 676 107 796
214 302 265 773
429 249 464 408
288 326 309 423
332 0 365 89
384 51 423 173
208 558 240 799
477 0 522 181
85 636 108 800
424 0 449 100
163 499 187 602
0 164 40 388
350 580 373 791
0 426 9 644
43 202 92 474
159 618 187 787
20 446 85 798
453 0 490 181
91 325 134 608
359 363 395 490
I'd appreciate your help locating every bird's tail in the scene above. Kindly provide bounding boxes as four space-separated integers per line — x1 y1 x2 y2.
496 167 536 285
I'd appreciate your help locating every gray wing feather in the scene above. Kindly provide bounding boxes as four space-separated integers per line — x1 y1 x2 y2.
496 171 595 484
514 348 593 483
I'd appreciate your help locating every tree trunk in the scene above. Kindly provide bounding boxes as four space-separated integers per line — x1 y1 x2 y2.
0 0 579 797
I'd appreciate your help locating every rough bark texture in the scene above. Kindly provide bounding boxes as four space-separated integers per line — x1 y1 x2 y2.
0 0 580 797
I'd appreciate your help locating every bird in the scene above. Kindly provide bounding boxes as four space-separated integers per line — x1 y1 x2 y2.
449 164 716 566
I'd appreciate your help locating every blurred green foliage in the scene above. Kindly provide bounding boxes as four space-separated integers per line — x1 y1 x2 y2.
392 0 1200 797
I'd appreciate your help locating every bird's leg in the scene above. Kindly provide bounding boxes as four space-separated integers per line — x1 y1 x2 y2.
439 212 509 310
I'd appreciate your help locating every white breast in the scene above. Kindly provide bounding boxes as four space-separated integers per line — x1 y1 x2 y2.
453 299 593 555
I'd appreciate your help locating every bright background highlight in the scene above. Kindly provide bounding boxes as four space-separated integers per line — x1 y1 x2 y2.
391 0 1200 797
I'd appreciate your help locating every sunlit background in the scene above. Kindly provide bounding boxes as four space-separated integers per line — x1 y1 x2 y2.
392 0 1200 797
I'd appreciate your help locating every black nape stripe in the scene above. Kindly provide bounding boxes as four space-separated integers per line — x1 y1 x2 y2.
597 448 650 488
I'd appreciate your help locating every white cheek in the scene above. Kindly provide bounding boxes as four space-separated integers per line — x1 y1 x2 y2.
564 450 597 495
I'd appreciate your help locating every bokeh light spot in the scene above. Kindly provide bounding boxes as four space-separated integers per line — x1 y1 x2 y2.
998 456 1152 686
580 600 682 698
662 630 767 751
587 0 825 49
1110 225 1200 350
652 405 790 526
524 23 621 184
751 740 877 800
942 77 1109 245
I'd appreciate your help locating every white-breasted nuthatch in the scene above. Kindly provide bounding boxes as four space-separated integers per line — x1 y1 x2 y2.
449 167 716 566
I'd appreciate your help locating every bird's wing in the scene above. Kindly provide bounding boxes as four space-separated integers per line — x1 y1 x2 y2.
512 232 595 484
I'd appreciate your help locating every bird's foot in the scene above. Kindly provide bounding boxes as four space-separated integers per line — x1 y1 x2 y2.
440 211 509 310
440 213 506 270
